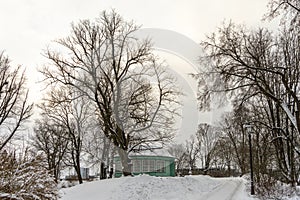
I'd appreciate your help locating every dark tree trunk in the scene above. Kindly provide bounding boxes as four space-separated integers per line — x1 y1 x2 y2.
203 153 211 175
71 146 83 184
75 152 83 184
100 162 107 179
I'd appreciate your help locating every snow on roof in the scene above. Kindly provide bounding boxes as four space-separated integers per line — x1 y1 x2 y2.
129 148 174 158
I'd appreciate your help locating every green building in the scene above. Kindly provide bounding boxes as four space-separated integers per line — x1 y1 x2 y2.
114 148 175 177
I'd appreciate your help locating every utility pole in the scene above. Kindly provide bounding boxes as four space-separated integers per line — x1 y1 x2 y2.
244 124 255 195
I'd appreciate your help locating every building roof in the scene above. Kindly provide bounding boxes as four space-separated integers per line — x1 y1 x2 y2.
129 147 174 158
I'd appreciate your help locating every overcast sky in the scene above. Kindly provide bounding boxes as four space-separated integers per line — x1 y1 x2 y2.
0 0 275 67
0 0 278 141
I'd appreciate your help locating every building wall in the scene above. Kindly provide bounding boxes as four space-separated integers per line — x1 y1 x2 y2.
114 156 175 177
80 167 90 180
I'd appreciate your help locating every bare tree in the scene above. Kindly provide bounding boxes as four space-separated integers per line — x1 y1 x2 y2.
212 135 235 175
83 126 116 179
185 135 201 173
35 86 93 184
0 52 33 151
199 20 300 142
265 0 300 26
218 98 278 177
197 123 219 174
40 10 180 176
168 143 188 173
197 18 300 184
33 116 69 182
219 105 251 175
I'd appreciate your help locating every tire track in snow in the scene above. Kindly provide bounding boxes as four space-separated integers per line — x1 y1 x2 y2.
199 178 243 200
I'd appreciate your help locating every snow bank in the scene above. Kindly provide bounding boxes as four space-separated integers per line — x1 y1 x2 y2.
60 175 257 200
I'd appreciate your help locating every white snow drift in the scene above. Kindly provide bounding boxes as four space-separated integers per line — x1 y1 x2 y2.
60 175 257 200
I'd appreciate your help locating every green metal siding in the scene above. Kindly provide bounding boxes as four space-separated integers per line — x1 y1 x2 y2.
169 160 176 176
114 155 175 178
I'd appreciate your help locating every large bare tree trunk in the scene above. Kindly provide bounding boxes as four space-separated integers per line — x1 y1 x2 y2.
75 155 83 184
118 148 131 176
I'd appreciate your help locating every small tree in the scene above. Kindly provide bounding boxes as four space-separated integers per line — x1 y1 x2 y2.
197 123 219 174
0 149 58 200
168 144 189 172
35 86 93 184
185 135 201 173
33 117 69 182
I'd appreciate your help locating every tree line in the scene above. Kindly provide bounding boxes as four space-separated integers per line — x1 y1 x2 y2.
0 0 298 199
1 10 180 199
193 0 300 197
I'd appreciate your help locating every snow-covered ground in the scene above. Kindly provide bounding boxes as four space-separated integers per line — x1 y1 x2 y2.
60 175 258 200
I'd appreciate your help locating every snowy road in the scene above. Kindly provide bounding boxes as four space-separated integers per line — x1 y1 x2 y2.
60 175 256 200
199 178 248 200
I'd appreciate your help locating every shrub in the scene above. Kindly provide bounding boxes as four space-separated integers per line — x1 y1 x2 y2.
0 150 58 200
245 173 296 200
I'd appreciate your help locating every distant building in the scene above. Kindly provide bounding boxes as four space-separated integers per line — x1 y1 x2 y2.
80 167 90 180
114 148 175 177
65 167 90 181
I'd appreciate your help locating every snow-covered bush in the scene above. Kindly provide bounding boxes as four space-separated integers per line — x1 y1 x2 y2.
0 150 58 200
58 180 78 189
245 173 297 200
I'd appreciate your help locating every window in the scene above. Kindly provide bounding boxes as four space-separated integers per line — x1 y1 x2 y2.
115 161 122 172
143 160 150 172
149 160 155 172
133 160 141 173
156 160 165 173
